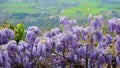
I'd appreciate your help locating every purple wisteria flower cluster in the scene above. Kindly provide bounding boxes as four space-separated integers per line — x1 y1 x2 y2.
0 15 120 68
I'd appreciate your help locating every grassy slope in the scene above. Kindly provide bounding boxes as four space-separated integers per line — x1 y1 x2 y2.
61 0 120 17
0 2 37 13
61 0 103 16
0 0 120 18
0 0 119 15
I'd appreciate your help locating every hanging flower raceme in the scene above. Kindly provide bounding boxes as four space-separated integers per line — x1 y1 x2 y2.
116 56 120 66
115 18 120 33
106 34 113 45
44 28 60 38
60 16 68 25
97 53 106 65
72 26 83 39
0 30 8 45
7 40 17 53
28 26 40 35
87 14 92 23
1 50 11 68
0 53 3 66
17 41 27 54
26 26 40 45
115 38 120 54
67 52 77 63
107 17 120 39
60 16 77 33
81 28 88 41
0 28 14 45
93 17 101 30
52 33 64 52
32 37 53 57
77 46 86 58
90 15 103 31
7 40 18 64
91 30 103 43
61 31 78 49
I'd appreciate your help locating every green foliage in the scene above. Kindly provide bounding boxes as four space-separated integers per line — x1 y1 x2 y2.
14 23 25 44
0 21 25 44
8 23 15 30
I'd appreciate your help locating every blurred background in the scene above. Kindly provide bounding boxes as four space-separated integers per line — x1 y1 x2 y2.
0 0 120 31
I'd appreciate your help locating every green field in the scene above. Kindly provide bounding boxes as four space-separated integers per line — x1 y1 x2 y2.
0 0 120 30
61 3 105 16
61 0 120 16
0 2 37 13
0 0 119 16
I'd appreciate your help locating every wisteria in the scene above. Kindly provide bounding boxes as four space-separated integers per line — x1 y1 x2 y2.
0 28 14 45
0 15 120 68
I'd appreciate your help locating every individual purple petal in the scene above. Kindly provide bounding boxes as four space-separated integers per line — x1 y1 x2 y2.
116 56 120 66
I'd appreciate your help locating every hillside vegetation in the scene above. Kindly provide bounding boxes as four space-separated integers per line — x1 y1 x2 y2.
0 0 120 31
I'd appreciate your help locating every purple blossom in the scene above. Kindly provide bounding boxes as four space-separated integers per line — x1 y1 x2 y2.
98 53 106 65
0 30 8 44
26 31 36 45
108 18 116 32
0 53 3 65
28 26 40 35
116 56 120 66
77 46 86 58
60 16 68 25
87 14 92 23
90 16 102 30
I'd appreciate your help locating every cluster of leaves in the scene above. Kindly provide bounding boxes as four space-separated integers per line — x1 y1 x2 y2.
14 24 25 44
0 20 25 44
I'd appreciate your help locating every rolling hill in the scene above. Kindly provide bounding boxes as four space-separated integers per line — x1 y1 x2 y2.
0 0 120 31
